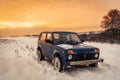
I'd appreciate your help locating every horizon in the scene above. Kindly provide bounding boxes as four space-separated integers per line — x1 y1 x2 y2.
0 0 120 36
0 28 103 37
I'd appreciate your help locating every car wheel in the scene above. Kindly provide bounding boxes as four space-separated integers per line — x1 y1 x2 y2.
54 56 63 72
89 63 98 67
37 49 44 61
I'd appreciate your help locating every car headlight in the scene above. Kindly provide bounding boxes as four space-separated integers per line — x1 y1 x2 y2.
68 54 73 60
94 53 99 58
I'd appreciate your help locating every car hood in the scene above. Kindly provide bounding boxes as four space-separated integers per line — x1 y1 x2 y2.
57 43 96 50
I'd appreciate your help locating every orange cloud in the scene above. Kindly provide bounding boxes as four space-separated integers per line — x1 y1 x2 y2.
0 0 120 36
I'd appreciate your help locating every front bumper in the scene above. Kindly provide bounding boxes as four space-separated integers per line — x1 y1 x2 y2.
68 58 104 66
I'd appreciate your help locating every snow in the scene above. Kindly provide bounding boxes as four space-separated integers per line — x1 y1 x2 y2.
0 37 120 80
57 44 73 49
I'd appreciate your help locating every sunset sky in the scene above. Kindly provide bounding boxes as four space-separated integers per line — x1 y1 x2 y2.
0 0 120 36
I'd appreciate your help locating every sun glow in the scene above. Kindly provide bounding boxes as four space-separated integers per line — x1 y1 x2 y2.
0 21 47 29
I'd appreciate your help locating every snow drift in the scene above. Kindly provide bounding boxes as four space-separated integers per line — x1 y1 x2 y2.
0 37 120 80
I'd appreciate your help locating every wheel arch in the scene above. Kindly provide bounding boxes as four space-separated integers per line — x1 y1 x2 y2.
53 52 64 63
37 46 44 56
54 52 60 57
37 46 42 53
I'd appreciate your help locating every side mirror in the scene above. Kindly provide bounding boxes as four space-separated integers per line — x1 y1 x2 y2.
81 39 84 43
45 39 52 43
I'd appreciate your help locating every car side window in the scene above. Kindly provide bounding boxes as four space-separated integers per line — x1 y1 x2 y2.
39 33 46 41
53 33 59 39
46 33 52 41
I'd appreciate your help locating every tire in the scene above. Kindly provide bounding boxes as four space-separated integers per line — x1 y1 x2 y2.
89 63 98 67
37 49 44 61
54 56 63 72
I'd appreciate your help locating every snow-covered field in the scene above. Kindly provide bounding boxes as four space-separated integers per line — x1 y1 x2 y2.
0 37 120 80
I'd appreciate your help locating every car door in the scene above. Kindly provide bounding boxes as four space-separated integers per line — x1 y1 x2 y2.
44 33 54 59
38 32 47 57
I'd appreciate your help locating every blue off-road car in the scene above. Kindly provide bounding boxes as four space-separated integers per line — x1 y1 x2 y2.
37 31 103 72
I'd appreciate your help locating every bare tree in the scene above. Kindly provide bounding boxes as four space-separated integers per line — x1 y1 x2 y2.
100 9 120 37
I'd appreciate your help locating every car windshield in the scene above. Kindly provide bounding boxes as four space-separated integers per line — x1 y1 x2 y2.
53 32 80 45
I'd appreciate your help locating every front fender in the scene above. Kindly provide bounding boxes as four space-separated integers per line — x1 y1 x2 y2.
53 50 67 64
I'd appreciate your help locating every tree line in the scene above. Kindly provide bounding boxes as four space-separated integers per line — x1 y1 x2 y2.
100 9 120 37
79 9 120 44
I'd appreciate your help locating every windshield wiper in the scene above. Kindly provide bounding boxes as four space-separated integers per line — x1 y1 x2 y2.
66 41 79 45
57 40 67 43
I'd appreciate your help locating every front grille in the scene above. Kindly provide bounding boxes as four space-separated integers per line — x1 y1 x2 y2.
71 53 96 61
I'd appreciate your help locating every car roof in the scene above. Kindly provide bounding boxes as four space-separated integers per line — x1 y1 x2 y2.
41 31 77 34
